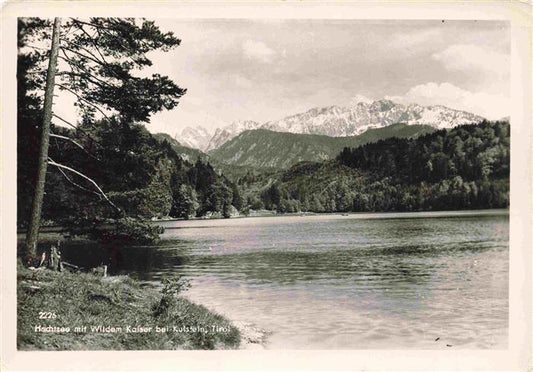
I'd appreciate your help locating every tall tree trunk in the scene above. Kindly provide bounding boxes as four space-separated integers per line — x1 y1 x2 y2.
24 18 62 263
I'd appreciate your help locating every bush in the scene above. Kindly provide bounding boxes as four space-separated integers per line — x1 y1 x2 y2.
109 186 172 219
94 217 165 245
153 275 191 317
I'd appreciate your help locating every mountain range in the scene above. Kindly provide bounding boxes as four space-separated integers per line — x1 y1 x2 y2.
176 99 484 152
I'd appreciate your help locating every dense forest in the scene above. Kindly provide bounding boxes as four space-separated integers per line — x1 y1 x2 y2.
18 119 243 229
238 120 509 213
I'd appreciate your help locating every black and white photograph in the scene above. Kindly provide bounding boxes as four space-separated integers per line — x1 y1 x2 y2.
1 2 531 371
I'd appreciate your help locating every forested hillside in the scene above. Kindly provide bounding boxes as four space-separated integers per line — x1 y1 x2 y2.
239 121 509 213
210 123 434 170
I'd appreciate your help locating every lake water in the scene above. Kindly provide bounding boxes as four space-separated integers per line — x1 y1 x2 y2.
59 210 509 349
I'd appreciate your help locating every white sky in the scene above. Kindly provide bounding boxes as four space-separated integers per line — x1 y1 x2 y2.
53 19 510 137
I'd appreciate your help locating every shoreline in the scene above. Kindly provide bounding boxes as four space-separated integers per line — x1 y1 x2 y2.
233 321 271 350
16 258 272 351
17 208 509 235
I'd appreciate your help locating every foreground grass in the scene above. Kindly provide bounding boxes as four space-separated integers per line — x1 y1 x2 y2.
17 266 241 350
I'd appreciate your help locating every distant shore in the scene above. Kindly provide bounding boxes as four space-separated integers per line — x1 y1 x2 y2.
17 208 509 236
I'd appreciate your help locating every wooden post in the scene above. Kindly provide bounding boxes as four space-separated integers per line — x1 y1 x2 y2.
24 18 62 263
57 240 63 271
39 252 46 267
49 245 60 270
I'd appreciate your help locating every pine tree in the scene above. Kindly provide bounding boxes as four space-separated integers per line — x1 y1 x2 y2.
19 17 186 261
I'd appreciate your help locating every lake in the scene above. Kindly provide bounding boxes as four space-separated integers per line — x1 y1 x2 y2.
59 210 509 349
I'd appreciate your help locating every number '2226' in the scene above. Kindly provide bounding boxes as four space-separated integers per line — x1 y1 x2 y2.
38 312 57 319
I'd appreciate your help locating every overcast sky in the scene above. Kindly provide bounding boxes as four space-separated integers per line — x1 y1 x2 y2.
55 19 510 136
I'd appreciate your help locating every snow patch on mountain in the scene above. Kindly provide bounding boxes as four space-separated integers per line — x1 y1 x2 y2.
260 99 483 138
350 94 374 106
176 126 213 152
205 120 261 152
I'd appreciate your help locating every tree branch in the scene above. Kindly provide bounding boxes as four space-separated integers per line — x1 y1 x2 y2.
48 157 121 213
55 83 112 119
59 46 125 85
49 133 101 161
72 20 110 65
57 69 118 90
52 114 102 149
22 70 47 75
54 164 102 198
58 48 77 73
59 44 106 67
59 48 114 89
60 22 77 39
24 43 50 51
50 133 85 150
68 19 149 68
70 18 116 31
76 43 111 67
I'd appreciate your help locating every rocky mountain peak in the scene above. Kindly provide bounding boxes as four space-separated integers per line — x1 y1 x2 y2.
177 99 485 152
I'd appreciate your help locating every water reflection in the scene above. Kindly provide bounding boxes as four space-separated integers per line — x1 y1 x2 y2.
54 240 191 280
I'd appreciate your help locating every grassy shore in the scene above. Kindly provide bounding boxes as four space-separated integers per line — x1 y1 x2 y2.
17 265 241 350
